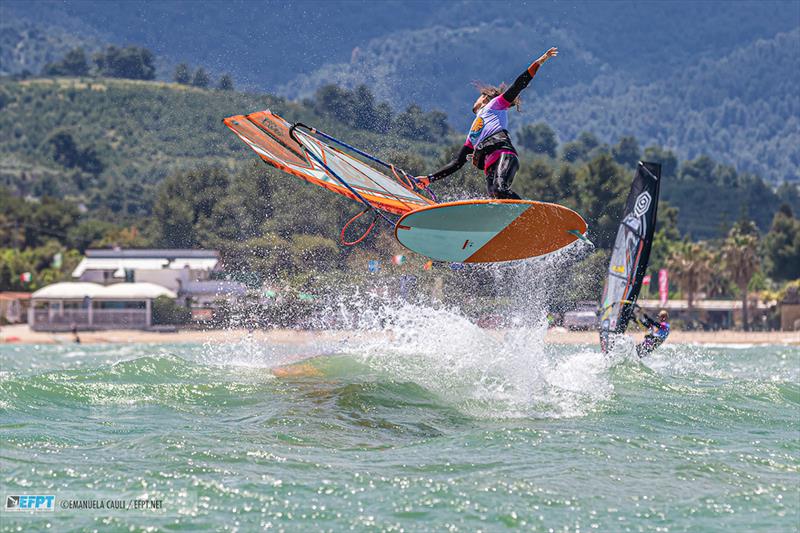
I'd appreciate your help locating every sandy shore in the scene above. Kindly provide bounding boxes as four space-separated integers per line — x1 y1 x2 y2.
1 324 798 346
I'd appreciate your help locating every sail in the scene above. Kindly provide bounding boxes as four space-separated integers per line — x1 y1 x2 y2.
599 161 662 352
223 110 434 215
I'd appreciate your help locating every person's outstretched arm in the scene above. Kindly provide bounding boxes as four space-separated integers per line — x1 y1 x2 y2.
416 144 474 186
499 47 558 107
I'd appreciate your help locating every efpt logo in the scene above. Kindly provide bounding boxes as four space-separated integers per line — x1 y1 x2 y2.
5 495 55 512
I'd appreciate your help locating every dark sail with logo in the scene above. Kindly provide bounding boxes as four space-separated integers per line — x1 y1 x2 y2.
599 161 661 352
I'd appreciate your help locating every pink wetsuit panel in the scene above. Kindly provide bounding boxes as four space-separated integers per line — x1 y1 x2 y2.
483 149 516 174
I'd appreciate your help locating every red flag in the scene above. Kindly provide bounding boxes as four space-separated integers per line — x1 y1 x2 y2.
658 269 668 305
642 274 651 285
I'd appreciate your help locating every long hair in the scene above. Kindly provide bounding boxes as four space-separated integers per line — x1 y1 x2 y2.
472 81 521 111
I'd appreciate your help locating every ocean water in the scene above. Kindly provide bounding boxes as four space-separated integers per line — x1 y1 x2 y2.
1 329 798 531
2 250 798 531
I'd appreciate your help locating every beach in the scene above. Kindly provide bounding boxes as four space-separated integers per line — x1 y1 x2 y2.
1 324 797 346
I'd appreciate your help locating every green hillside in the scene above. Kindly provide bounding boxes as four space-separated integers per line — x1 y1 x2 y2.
0 77 441 213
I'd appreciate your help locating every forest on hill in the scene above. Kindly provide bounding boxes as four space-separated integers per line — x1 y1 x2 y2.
3 0 798 184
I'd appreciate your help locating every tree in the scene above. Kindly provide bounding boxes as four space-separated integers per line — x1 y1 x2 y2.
612 136 640 167
78 146 104 176
191 68 210 88
152 166 230 248
643 146 678 179
373 102 393 134
47 130 104 175
561 132 600 163
174 63 191 84
763 204 800 281
290 234 339 272
152 296 190 325
314 84 356 125
722 222 760 330
42 48 90 77
574 154 628 249
518 123 558 158
776 182 800 215
552 164 579 208
680 155 715 181
667 240 714 317
392 104 449 142
518 159 556 202
352 85 378 130
218 73 234 91
649 203 681 272
94 46 156 80
67 219 117 252
48 131 81 168
393 104 427 139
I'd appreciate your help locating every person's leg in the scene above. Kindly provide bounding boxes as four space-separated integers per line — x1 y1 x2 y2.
492 153 521 199
486 166 498 197
637 335 656 358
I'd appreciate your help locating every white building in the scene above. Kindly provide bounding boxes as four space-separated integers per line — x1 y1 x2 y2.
30 282 176 331
72 249 220 293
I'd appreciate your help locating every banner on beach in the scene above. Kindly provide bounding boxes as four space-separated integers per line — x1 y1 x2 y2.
658 269 668 305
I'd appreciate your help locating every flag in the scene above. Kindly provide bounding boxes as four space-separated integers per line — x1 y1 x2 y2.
391 255 405 266
423 261 432 271
19 272 31 283
658 269 668 305
642 274 651 285
52 252 63 269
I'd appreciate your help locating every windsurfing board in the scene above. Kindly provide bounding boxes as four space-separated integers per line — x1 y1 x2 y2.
394 199 588 263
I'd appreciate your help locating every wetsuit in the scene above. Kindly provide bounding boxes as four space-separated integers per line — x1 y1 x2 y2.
636 314 670 357
426 61 542 199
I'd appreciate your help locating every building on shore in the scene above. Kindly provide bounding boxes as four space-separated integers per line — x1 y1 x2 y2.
638 298 777 330
29 282 176 331
70 249 248 319
780 285 800 331
0 292 31 324
72 249 221 292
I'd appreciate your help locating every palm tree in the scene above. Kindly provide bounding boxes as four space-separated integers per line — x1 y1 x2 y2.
722 223 760 330
704 256 731 298
667 240 713 318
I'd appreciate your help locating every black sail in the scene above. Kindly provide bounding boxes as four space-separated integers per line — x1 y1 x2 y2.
599 161 662 353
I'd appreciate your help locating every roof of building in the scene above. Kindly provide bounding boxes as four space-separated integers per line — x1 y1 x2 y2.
85 249 219 259
32 282 176 300
72 249 220 278
0 292 32 301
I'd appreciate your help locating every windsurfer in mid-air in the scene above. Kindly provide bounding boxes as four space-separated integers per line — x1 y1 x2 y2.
635 309 670 357
414 47 559 199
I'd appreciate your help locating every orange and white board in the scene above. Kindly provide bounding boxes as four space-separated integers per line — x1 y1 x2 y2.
394 200 588 263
